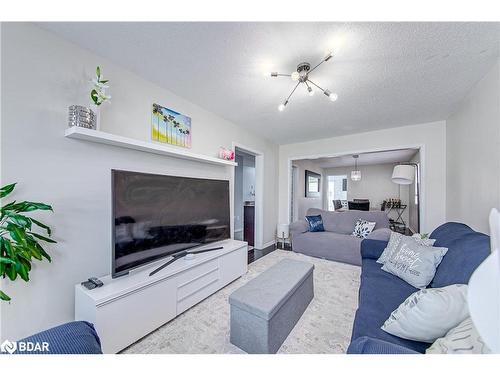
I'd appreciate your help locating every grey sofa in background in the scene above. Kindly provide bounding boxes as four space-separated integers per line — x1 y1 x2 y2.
289 208 391 266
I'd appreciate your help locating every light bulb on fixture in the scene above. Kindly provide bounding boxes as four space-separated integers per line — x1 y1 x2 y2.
291 71 300 81
329 92 338 102
270 72 278 77
278 100 289 111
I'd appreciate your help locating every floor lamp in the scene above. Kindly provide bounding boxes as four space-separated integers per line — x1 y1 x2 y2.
391 163 420 233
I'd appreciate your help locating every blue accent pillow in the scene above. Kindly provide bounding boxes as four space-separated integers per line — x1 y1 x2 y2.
305 215 325 232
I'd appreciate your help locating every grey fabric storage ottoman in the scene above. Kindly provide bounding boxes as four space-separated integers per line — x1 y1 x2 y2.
229 258 314 353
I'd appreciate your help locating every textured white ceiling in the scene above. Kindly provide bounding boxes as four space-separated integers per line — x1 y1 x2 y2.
38 22 500 144
310 148 419 169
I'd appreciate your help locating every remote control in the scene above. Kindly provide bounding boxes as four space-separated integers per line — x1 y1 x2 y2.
81 277 104 290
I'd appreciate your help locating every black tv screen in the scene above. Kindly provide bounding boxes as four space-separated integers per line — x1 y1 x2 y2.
112 170 230 277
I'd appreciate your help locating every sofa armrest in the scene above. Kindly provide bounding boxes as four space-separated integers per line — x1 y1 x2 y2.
347 336 420 354
11 321 102 354
366 228 392 241
289 220 308 238
360 239 388 260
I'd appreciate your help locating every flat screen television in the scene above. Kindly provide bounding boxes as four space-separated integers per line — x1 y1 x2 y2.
112 169 230 277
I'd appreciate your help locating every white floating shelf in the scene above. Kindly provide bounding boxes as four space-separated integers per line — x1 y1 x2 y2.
65 126 237 167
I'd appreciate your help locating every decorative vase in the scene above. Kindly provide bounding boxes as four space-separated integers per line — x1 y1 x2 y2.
92 105 101 131
68 105 96 129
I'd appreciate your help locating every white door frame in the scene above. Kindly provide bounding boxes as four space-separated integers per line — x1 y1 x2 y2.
286 143 426 231
231 142 264 249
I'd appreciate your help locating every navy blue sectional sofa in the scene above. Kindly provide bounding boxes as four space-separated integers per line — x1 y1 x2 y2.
348 222 491 354
6 321 102 354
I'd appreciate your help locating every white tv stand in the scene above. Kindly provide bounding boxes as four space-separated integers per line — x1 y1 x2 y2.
75 240 247 353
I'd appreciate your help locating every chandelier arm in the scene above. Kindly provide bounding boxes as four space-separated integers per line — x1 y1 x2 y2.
285 82 301 103
304 81 312 92
307 79 326 92
307 59 326 75
276 73 291 77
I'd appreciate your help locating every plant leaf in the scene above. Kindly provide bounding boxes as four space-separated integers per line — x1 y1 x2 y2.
1 238 14 258
16 264 29 281
28 232 56 243
0 183 16 199
7 223 25 244
30 218 51 235
14 201 53 213
15 261 29 282
1 201 17 215
96 66 101 78
5 213 32 229
0 290 11 301
0 257 16 265
35 242 51 262
6 264 17 281
22 241 42 261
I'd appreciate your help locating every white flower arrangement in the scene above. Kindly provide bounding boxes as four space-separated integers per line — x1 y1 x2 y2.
90 66 111 106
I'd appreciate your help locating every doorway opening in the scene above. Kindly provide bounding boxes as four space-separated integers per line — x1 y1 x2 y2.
288 147 422 233
234 148 256 250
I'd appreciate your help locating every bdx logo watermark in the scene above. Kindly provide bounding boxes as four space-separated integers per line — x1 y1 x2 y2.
1 339 50 354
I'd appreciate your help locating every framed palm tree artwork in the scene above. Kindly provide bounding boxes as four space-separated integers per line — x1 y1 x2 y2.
151 103 192 148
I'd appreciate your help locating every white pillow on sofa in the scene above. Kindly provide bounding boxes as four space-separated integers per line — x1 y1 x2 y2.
426 317 491 354
381 284 469 343
378 232 435 265
377 231 404 264
381 236 448 289
352 219 376 239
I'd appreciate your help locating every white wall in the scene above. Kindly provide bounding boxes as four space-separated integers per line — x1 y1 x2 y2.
408 152 421 233
323 163 410 225
0 23 279 340
446 60 500 234
279 121 447 234
291 159 324 219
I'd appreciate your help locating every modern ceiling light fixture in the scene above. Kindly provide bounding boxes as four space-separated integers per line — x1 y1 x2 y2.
270 52 338 111
351 155 361 181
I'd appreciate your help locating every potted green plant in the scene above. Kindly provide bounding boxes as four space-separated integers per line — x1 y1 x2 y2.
0 183 56 301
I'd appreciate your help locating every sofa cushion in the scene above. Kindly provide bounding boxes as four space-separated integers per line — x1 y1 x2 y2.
292 231 363 265
430 222 490 288
347 336 420 354
365 228 391 241
306 208 390 234
351 258 430 353
360 239 388 260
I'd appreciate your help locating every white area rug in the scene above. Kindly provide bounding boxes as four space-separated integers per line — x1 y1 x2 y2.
124 250 361 354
